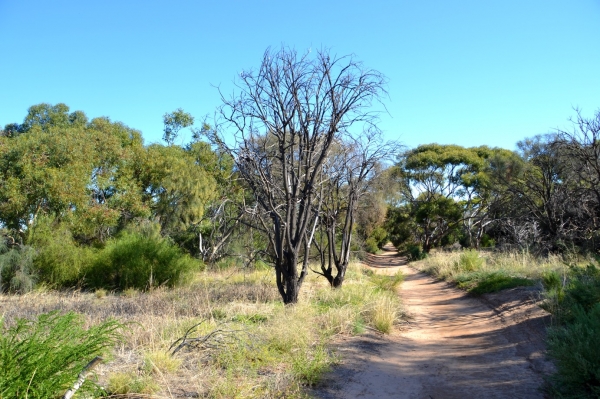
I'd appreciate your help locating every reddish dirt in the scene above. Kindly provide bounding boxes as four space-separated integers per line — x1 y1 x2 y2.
312 247 554 398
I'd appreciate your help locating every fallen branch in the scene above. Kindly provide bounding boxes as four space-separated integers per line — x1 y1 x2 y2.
169 320 252 356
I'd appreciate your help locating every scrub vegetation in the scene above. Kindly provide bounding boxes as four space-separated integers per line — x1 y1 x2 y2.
2 45 600 396
0 261 403 397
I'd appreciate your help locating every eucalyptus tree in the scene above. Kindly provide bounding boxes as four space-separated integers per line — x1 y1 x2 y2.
392 144 513 252
209 47 387 304
0 104 149 243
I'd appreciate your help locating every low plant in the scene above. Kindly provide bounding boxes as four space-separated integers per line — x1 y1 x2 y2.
107 372 160 395
366 293 400 334
455 271 535 295
413 249 562 295
455 249 484 272
0 311 123 398
369 271 404 293
545 303 600 398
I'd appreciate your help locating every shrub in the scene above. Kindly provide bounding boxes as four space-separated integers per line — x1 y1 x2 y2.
87 230 200 290
455 249 484 272
545 263 600 324
546 303 600 398
0 311 123 398
0 238 36 293
401 242 426 261
28 220 95 288
364 237 380 254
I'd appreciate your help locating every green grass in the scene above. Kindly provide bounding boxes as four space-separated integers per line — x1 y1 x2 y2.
455 271 535 295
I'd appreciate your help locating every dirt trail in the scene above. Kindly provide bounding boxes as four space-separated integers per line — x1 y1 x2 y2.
313 247 554 399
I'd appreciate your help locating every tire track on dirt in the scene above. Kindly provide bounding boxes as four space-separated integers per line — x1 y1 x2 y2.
313 247 554 399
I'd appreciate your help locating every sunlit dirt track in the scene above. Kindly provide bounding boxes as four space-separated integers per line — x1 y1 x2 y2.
312 246 554 399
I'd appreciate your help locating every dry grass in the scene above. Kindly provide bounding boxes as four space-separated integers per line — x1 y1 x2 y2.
0 261 404 398
411 249 571 295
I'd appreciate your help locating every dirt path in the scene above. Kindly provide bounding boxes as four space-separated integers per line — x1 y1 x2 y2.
312 247 554 398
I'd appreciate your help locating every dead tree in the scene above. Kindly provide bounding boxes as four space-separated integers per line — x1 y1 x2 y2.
316 132 400 288
211 47 387 304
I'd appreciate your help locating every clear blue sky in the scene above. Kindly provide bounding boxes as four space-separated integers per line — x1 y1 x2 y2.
1 0 599 150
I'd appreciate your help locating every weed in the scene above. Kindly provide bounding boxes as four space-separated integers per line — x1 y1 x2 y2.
456 249 484 272
94 288 107 298
366 293 400 334
144 350 182 374
291 345 332 386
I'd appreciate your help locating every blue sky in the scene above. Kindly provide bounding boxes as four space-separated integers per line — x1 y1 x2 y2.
1 0 599 150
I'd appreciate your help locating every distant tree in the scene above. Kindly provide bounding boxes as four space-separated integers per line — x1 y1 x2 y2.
209 47 388 304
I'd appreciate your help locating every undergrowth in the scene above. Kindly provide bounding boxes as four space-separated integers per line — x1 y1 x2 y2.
0 260 404 398
0 311 123 398
541 262 600 398
412 249 562 295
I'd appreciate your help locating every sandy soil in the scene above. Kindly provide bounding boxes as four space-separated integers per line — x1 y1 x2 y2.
312 247 554 399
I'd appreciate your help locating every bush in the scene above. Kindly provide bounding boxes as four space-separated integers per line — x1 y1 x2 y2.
455 249 484 272
546 303 600 398
0 311 123 398
0 238 36 293
28 218 96 288
399 242 426 261
545 263 600 324
364 237 380 254
87 230 200 291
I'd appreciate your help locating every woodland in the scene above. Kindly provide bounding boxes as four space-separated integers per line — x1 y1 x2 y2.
1 47 600 397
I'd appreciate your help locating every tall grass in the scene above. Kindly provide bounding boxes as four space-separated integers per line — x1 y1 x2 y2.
0 259 404 398
413 249 564 294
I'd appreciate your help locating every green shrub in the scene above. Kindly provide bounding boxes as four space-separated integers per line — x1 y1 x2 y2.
0 238 36 293
401 242 426 261
364 237 380 254
87 230 200 291
455 249 484 272
28 219 95 288
0 311 123 398
546 263 600 324
368 227 388 249
546 303 600 398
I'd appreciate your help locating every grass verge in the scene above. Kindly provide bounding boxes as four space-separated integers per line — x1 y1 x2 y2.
412 249 564 295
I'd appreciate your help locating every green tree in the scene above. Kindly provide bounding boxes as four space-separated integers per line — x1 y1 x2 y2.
138 144 218 237
163 108 194 145
393 144 512 252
